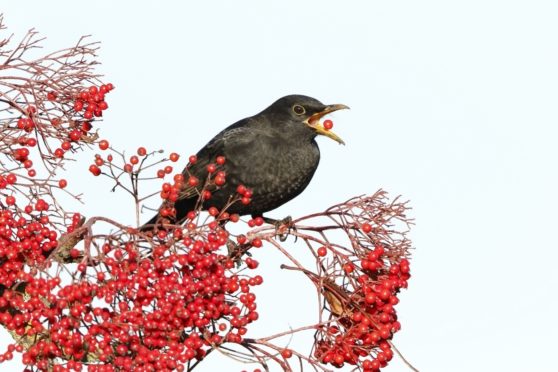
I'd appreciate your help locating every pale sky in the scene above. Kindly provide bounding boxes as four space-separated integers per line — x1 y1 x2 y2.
1 1 558 371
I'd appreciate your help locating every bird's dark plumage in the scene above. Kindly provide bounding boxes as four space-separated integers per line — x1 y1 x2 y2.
142 94 347 230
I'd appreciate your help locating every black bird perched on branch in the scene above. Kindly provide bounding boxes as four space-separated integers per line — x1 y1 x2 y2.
141 94 348 231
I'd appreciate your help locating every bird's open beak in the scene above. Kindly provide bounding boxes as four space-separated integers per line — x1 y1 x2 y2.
305 104 349 145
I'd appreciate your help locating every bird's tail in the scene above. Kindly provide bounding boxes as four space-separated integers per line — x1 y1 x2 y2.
139 212 161 232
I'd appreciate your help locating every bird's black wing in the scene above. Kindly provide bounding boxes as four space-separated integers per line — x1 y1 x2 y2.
178 123 278 201
142 120 281 229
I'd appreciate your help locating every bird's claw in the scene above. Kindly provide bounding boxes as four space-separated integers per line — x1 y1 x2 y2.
264 216 297 242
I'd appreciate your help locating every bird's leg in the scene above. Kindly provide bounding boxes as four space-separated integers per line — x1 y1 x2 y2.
262 215 296 242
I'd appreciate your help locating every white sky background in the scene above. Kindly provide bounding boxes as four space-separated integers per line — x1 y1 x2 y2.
2 1 558 371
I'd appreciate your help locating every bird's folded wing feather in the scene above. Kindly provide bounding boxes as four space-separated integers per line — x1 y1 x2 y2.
178 125 276 199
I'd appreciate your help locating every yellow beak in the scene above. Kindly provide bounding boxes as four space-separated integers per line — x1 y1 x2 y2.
305 103 349 145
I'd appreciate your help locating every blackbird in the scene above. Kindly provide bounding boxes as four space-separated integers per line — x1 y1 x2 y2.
142 94 348 230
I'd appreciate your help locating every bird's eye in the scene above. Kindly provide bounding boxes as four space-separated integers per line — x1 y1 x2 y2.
292 104 306 115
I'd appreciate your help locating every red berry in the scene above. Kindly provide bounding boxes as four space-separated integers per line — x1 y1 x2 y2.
5 195 16 205
400 261 410 274
162 183 172 192
214 175 226 186
343 263 354 274
61 141 72 151
378 288 391 301
169 152 180 162
54 148 65 158
207 163 217 173
323 119 333 130
188 176 199 187
89 164 101 176
99 140 109 150
281 349 293 359
237 184 247 195
69 130 81 141
362 223 372 233
137 147 147 156
6 174 17 184
58 179 68 188
130 155 139 165
216 156 226 165
188 155 197 164
13 148 29 161
317 246 327 257
81 121 92 132
365 292 377 304
47 91 57 101
74 100 84 111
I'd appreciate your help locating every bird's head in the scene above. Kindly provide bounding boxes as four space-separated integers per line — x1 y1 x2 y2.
263 95 348 145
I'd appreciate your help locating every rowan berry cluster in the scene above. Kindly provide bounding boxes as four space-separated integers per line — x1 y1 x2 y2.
1 199 264 370
5 83 113 176
2 136 273 370
314 252 410 371
71 84 113 120
303 195 412 372
52 83 114 161
0 202 57 293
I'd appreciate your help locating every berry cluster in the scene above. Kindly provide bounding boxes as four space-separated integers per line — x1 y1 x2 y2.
72 84 113 120
314 248 410 371
2 141 272 371
53 84 114 162
0 201 264 370
301 194 412 372
0 199 59 280
2 83 114 202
